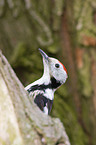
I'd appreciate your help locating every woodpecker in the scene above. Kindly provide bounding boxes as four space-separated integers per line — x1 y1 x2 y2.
25 49 68 115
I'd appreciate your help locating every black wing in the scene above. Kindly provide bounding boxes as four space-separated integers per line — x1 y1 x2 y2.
47 99 53 114
34 94 53 114
34 94 45 111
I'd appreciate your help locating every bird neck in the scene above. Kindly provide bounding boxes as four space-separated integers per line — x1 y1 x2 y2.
26 62 62 95
36 75 62 91
27 74 61 93
50 77 62 90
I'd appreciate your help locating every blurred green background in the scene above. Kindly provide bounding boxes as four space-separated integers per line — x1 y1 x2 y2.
0 0 96 145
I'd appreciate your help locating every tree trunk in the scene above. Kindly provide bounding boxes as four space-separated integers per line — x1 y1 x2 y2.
0 51 70 145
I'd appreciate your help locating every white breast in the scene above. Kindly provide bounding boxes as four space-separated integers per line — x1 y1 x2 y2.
44 89 54 100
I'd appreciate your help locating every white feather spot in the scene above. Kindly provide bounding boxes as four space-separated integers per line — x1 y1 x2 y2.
43 106 48 115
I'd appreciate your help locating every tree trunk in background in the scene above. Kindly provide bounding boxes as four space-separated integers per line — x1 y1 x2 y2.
60 1 96 145
0 51 70 145
0 0 96 145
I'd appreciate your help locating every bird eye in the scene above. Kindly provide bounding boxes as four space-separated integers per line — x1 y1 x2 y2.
55 63 60 68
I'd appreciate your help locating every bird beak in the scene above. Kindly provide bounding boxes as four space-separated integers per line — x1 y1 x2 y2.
39 48 49 61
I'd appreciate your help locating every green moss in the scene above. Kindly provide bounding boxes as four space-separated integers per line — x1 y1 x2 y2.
74 0 96 45
78 52 93 97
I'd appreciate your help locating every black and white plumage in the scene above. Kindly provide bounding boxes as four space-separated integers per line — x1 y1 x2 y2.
25 49 68 115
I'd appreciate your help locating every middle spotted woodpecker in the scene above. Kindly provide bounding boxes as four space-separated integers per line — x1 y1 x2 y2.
25 49 68 115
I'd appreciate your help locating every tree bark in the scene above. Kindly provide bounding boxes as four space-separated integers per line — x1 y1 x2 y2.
0 51 70 145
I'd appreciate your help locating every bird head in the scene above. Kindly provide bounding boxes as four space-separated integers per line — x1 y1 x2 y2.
39 48 68 85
